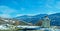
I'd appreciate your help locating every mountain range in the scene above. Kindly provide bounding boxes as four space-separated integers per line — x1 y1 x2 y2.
14 13 60 26
14 14 47 24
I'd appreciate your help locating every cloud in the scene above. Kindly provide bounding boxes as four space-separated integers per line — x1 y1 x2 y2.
16 13 41 16
46 4 53 8
16 14 24 17
21 8 25 11
47 0 60 9
55 1 60 9
0 6 19 18
47 12 57 15
0 6 18 14
0 14 11 18
26 14 38 16
12 1 19 5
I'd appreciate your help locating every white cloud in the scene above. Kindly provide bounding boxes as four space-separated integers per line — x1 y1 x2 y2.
12 1 19 5
0 6 19 18
21 8 25 11
16 13 40 17
0 14 11 18
26 14 37 16
47 12 57 15
47 0 60 9
0 6 18 14
16 14 24 17
46 4 53 8
55 1 60 9
0 6 41 18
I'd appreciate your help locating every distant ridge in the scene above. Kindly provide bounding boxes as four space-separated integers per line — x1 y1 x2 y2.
0 13 60 26
48 13 60 26
14 14 47 24
15 13 60 26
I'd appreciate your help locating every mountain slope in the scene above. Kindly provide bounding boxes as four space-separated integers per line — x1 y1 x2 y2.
35 13 60 26
48 13 60 26
14 13 60 26
15 14 47 24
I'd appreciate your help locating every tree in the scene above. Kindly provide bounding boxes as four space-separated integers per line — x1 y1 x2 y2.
35 20 43 26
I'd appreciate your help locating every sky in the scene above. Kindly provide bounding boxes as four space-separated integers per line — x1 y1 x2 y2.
0 0 60 18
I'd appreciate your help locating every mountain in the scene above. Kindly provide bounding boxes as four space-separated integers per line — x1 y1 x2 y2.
35 13 60 26
0 17 28 26
14 13 60 26
48 13 60 26
14 14 47 24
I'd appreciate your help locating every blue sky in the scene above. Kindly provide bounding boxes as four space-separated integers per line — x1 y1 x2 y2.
0 0 60 18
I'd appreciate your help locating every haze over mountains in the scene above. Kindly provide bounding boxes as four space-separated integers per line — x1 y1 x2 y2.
15 13 60 26
0 13 60 26
49 13 60 26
